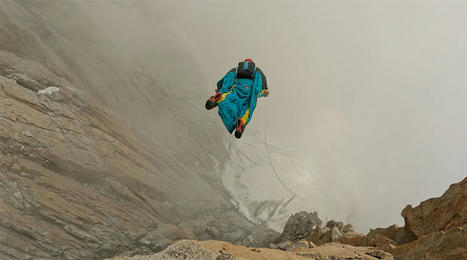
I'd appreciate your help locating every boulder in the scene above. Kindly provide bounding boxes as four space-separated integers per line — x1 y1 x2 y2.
367 234 398 250
305 226 323 245
277 240 291 250
269 243 279 249
366 224 416 245
285 240 310 251
331 227 343 242
326 219 344 230
338 231 367 247
342 224 354 233
277 211 322 243
316 228 332 245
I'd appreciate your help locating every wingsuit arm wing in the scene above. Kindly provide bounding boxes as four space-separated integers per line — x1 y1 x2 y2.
258 68 268 90
256 68 269 98
217 68 236 91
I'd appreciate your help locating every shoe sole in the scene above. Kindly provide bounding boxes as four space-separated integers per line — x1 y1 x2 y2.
205 93 223 110
205 99 217 110
234 119 244 139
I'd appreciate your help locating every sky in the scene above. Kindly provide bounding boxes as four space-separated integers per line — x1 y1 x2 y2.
158 0 467 231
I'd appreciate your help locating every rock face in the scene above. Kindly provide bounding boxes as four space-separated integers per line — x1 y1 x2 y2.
0 52 279 260
338 231 367 247
0 2 284 259
401 178 467 239
366 225 415 246
325 220 344 230
337 178 467 260
391 223 466 260
391 177 467 259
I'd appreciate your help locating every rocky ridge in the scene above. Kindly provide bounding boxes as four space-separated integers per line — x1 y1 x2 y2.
109 240 392 260
112 177 466 260
272 178 466 259
366 177 467 259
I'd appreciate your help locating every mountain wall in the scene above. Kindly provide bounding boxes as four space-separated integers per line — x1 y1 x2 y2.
0 1 280 259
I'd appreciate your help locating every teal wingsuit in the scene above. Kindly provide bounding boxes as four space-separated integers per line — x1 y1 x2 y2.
215 66 268 133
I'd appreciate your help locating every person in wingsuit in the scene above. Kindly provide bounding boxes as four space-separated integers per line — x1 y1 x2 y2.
205 58 269 138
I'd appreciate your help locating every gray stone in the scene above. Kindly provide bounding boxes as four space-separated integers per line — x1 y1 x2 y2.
342 224 354 233
153 240 223 260
331 227 343 242
326 219 344 230
317 228 332 245
285 240 309 251
277 240 291 250
278 211 322 243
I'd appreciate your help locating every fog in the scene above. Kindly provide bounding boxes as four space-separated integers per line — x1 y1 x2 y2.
158 0 466 231
2 0 465 233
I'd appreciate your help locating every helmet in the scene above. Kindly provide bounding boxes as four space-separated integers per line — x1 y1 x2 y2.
244 58 254 63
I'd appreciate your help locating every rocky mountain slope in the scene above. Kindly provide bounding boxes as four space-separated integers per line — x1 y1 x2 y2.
1 0 320 238
0 51 279 259
0 1 282 258
110 177 466 260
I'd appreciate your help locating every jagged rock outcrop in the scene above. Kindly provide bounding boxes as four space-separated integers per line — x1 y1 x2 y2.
391 223 466 260
338 231 367 247
276 211 322 243
389 177 467 259
109 240 394 260
325 220 343 230
366 225 416 246
0 52 279 260
337 177 467 260
401 177 466 239
284 240 312 251
274 211 360 249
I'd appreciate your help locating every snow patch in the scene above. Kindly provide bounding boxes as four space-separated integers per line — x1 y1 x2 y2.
37 87 60 95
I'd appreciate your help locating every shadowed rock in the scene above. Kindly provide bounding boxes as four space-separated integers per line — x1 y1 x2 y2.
277 211 322 243
325 220 343 230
